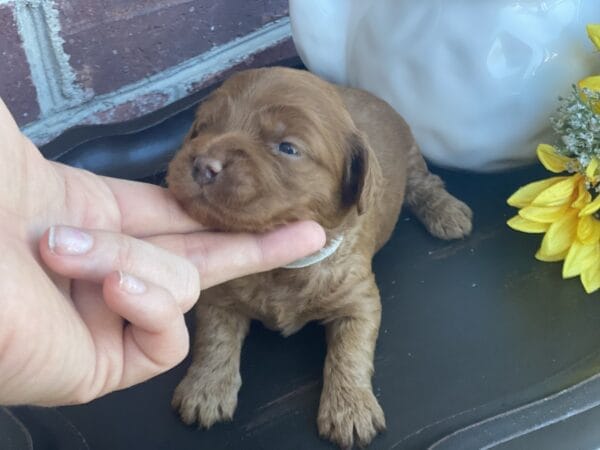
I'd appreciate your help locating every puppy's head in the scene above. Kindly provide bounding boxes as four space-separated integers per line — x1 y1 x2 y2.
167 67 372 232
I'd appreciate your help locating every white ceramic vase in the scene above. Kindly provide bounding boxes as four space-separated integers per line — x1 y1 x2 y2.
290 0 600 171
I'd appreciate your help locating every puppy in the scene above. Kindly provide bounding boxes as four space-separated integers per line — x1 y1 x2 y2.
167 67 472 449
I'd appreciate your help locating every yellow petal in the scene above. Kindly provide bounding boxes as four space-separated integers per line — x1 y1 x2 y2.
579 195 600 216
563 240 599 278
586 158 599 179
507 177 567 208
577 214 600 244
537 209 578 258
578 76 600 113
519 203 570 223
536 210 577 261
581 263 600 294
572 178 592 209
580 75 600 91
507 215 550 233
532 176 579 207
537 144 571 173
536 248 568 262
587 24 600 51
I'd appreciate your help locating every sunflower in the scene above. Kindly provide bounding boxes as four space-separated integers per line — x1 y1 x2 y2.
507 145 600 293
507 24 600 294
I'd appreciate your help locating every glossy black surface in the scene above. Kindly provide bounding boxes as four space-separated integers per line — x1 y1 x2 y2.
52 164 600 450
5 64 600 450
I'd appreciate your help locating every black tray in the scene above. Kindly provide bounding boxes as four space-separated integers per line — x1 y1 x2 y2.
5 60 600 450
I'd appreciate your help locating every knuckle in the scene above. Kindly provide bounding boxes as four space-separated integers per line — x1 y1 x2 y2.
114 234 136 271
180 235 203 304
173 335 190 364
69 376 103 405
252 237 267 269
179 263 201 311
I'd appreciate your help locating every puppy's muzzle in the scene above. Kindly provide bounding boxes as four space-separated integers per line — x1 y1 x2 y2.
192 155 223 185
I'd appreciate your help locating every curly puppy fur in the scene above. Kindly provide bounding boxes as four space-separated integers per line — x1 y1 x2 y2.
167 67 472 449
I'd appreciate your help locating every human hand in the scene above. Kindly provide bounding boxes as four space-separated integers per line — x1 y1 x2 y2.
0 98 325 406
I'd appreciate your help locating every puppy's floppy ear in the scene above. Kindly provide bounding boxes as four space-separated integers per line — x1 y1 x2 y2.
186 119 205 141
341 132 372 215
185 92 229 141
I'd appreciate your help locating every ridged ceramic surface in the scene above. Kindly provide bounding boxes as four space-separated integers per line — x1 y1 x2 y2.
290 0 600 171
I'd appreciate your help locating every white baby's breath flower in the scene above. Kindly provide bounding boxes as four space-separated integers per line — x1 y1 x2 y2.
551 86 600 173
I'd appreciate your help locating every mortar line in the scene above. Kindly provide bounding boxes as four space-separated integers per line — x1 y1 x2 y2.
13 0 87 115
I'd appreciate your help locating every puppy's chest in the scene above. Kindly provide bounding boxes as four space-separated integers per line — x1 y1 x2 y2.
215 265 354 335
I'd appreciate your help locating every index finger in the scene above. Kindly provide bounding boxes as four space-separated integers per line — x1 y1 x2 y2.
146 221 326 289
102 176 206 237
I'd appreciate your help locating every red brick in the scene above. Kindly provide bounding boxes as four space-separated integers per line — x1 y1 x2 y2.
0 4 40 125
188 38 298 93
56 0 289 95
75 39 297 128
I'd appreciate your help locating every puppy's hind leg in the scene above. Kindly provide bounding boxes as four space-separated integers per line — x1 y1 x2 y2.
405 143 473 240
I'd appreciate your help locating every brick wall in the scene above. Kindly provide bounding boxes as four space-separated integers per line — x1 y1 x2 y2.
0 0 296 145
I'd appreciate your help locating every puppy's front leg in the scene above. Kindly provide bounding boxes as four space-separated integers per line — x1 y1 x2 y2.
318 295 385 449
172 303 249 428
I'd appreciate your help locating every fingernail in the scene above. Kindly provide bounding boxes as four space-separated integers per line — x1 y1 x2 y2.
48 226 94 255
119 271 147 295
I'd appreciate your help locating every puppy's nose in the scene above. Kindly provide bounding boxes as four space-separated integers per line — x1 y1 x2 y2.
192 155 223 185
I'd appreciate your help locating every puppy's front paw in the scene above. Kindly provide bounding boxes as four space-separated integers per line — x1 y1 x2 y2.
423 193 473 240
318 386 385 449
171 368 241 428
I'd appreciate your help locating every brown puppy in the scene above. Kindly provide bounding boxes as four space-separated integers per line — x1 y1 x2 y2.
167 67 472 449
